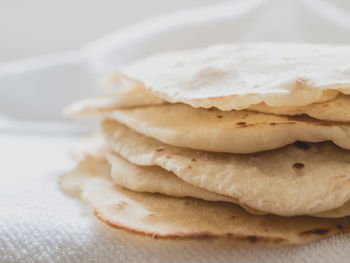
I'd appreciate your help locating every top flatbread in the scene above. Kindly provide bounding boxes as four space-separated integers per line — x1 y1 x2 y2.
116 43 350 110
64 84 350 122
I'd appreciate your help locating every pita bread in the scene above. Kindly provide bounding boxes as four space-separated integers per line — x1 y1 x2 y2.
59 156 350 244
117 43 350 111
101 120 350 216
106 103 350 153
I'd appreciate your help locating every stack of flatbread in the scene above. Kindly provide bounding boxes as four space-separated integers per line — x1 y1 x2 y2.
61 43 350 245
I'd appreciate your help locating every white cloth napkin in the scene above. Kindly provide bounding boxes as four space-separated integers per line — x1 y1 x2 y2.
1 171 350 263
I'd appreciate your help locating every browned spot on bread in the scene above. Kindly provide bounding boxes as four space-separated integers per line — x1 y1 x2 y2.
299 229 329 235
335 175 346 179
58 174 67 185
293 162 305 170
246 235 259 243
236 122 246 125
186 165 192 169
231 216 236 219
293 141 311 150
217 115 223 118
114 200 127 210
191 158 196 162
337 224 344 230
270 123 277 125
156 148 165 152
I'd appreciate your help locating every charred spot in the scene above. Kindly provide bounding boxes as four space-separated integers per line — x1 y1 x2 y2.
293 141 311 150
251 153 258 158
236 122 246 125
300 229 329 235
156 148 164 152
270 123 277 125
293 162 305 169
337 224 344 230
217 115 223 119
246 235 259 243
191 158 196 162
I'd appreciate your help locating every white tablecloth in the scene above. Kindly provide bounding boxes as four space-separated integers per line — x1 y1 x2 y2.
1 135 350 263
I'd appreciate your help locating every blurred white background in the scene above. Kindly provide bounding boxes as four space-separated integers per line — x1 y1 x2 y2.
2 0 350 187
0 0 224 62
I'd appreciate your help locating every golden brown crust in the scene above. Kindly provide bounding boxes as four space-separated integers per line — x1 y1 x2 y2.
93 209 286 244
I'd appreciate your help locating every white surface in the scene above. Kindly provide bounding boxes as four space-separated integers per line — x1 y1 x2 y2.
2 0 350 262
0 134 75 187
0 0 225 62
1 167 350 263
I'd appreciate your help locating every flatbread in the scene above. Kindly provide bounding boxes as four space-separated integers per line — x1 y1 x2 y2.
106 152 263 215
64 84 350 122
249 94 350 122
59 156 350 244
68 132 108 162
117 43 350 110
106 152 350 218
63 86 164 119
106 152 235 203
101 120 350 216
106 103 350 153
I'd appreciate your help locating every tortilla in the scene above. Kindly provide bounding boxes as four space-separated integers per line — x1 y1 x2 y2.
101 120 350 216
63 85 164 119
59 156 350 244
106 103 350 153
68 132 108 162
106 152 263 215
249 94 350 122
117 43 350 110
